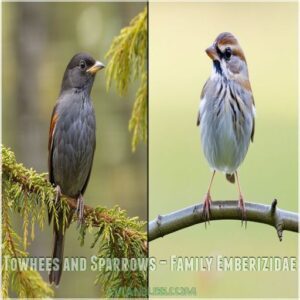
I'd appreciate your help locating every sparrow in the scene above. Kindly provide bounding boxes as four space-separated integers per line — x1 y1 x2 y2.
48 52 105 285
197 32 255 222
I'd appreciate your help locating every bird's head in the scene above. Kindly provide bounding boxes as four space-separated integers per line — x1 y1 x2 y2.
61 52 105 93
205 32 248 81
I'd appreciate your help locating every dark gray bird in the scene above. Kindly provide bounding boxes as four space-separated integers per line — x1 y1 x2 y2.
48 52 105 286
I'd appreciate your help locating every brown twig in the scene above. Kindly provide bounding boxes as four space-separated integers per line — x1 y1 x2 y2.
149 200 299 242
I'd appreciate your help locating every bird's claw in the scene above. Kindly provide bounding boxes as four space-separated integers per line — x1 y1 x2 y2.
202 193 212 226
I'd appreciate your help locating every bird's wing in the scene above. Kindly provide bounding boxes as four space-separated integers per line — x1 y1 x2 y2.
80 142 96 195
48 103 59 184
248 83 255 142
197 80 209 126
251 97 255 142
239 78 255 142
81 108 96 195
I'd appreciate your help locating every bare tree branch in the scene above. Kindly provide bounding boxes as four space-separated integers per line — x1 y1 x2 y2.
149 200 299 242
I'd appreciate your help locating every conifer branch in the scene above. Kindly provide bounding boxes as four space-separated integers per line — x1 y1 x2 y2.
106 6 147 151
2 173 54 298
2 145 147 298
149 200 299 242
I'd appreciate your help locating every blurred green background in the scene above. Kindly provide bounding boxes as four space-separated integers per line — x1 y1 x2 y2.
149 2 298 298
2 2 146 298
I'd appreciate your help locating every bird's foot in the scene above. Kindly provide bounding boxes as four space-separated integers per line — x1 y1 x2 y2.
238 194 247 227
202 193 212 226
75 194 84 227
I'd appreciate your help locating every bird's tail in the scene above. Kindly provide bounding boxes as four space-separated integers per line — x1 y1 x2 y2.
49 211 65 286
226 173 235 184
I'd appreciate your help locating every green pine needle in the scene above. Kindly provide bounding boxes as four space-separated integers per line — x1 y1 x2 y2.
106 6 147 152
2 145 147 297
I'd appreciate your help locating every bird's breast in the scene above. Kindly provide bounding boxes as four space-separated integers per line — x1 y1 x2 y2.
199 79 253 173
52 93 96 197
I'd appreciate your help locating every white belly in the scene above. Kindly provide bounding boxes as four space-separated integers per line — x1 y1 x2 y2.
200 98 251 173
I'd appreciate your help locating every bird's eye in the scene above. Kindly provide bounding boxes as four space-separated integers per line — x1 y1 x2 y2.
224 47 232 60
79 60 86 70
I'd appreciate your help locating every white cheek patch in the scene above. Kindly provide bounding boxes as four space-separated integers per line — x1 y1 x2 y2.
220 60 231 78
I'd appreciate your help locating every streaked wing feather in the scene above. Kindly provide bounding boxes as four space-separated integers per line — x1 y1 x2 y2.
197 80 209 127
251 96 255 142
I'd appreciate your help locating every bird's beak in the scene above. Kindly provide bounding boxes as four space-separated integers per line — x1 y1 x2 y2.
87 61 105 74
205 45 219 61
